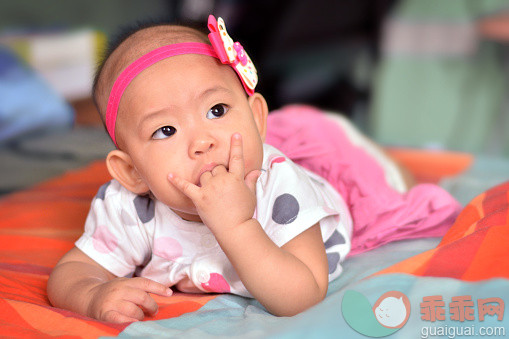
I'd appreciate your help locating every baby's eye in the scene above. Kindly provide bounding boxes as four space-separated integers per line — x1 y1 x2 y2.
152 126 176 139
206 104 229 119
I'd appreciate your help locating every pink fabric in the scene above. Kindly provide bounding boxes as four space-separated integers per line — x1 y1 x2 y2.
265 105 462 256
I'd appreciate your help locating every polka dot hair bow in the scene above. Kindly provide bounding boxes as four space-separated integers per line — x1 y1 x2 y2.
207 15 258 96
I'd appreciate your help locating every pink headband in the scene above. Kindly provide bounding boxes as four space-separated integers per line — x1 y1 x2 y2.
105 15 258 146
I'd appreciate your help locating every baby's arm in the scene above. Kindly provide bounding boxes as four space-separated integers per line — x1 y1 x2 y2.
217 220 328 316
168 133 329 316
47 247 172 323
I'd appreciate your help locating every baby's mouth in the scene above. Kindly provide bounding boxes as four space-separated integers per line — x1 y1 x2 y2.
196 162 226 186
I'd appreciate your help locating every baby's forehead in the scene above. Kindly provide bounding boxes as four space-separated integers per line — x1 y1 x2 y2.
111 27 206 78
97 26 208 109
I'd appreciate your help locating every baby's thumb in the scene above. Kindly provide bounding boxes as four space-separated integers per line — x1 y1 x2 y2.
245 170 261 194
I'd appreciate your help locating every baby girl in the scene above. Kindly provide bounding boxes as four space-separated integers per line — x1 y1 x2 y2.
47 15 460 323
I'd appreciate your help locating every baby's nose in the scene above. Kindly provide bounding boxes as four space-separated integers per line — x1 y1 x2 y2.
190 138 215 157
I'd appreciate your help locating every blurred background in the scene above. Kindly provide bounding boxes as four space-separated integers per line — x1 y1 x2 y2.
1 0 509 196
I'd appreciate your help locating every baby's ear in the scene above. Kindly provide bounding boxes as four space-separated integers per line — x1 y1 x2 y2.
106 150 149 194
248 93 268 142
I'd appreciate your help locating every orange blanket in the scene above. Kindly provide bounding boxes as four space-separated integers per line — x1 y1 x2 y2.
376 180 509 281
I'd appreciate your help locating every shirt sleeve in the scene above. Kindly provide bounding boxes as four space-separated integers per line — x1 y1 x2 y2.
256 146 340 248
75 180 152 277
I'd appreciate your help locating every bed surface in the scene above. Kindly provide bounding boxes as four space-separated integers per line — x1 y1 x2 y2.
0 123 508 338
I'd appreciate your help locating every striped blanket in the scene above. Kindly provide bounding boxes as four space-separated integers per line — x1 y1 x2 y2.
375 180 509 281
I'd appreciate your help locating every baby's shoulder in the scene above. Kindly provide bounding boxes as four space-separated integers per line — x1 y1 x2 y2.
91 180 157 216
261 144 313 181
261 144 295 171
259 144 328 196
261 144 296 180
90 180 161 230
93 179 136 202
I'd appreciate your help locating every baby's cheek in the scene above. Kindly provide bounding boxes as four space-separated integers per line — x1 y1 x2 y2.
246 145 264 171
150 180 181 205
244 158 253 171
244 158 262 175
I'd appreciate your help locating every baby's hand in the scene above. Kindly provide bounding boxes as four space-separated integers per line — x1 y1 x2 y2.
86 277 172 323
168 133 260 234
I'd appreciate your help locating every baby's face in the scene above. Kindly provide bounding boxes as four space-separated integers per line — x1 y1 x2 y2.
115 54 265 221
